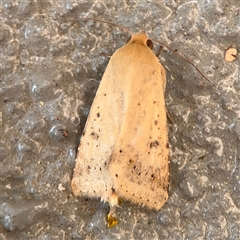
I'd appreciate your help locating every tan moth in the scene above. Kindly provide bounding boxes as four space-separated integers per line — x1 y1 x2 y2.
71 19 214 227
71 30 169 226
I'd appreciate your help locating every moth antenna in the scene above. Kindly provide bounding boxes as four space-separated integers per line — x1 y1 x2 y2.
80 18 215 86
79 17 134 35
151 37 215 86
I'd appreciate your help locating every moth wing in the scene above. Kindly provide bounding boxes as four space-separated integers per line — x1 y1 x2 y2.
109 52 169 210
71 53 126 202
72 33 169 210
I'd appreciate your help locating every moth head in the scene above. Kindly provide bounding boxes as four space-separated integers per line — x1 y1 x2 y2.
126 33 154 50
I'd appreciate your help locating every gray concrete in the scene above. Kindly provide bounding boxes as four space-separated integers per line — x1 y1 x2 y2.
1 0 239 239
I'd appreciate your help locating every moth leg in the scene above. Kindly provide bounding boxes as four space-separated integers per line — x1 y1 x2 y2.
166 107 174 124
99 52 111 59
156 45 163 57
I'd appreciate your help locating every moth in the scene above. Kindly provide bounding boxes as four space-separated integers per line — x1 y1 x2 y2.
71 31 169 226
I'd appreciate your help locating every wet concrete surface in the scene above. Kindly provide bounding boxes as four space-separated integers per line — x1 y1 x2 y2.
1 1 240 239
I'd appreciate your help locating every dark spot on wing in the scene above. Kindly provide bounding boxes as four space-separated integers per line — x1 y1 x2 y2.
128 159 133 165
90 132 99 140
150 140 159 148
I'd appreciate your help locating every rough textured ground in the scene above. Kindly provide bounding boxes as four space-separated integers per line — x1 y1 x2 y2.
1 1 240 239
